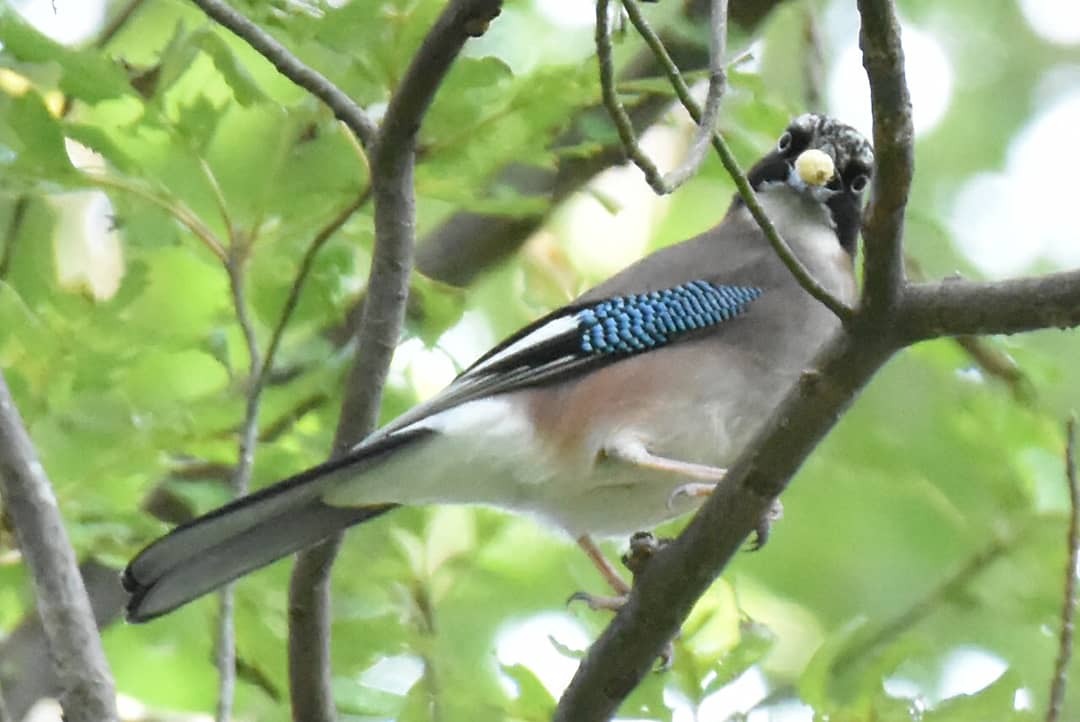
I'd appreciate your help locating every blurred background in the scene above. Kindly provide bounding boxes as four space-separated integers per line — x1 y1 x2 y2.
1 0 1079 720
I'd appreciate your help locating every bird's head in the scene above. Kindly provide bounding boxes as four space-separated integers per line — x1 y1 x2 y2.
744 114 874 255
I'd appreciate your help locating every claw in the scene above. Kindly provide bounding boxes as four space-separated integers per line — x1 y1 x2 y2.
567 591 628 612
655 641 675 671
667 482 716 510
621 531 670 576
748 499 784 551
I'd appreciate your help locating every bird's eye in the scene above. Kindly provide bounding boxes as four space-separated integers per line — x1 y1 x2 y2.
850 173 870 193
776 132 793 153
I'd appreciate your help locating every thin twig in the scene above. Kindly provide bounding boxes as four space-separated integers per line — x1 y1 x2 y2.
0 372 118 722
595 0 727 193
837 531 1017 672
199 157 235 245
87 174 227 261
259 187 372 393
214 589 237 722
750 525 1026 714
1048 415 1079 722
905 256 1032 400
214 245 263 722
616 0 852 321
187 0 378 149
413 0 738 287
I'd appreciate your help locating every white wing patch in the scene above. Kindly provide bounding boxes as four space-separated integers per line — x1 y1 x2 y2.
465 314 579 375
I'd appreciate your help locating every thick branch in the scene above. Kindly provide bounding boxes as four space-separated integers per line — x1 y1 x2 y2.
287 2 503 720
0 373 118 722
554 332 898 721
331 0 502 450
188 0 378 149
556 2 916 717
0 562 125 722
897 270 1080 340
856 0 913 312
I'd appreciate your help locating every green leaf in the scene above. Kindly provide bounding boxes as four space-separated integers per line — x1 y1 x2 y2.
192 28 269 107
924 670 1037 722
1 90 74 176
501 663 556 715
701 619 776 697
798 617 869 710
63 122 136 173
0 9 132 102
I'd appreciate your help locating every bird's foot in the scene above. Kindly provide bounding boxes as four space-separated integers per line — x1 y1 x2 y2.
749 498 784 550
566 591 626 612
668 482 783 551
568 531 676 668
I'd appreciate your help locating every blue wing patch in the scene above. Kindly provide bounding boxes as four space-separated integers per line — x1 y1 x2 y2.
372 280 765 438
577 281 762 356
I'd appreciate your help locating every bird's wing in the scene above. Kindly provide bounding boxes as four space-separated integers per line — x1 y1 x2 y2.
372 279 764 439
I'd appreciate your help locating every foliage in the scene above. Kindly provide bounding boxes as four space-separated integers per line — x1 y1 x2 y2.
0 0 1078 720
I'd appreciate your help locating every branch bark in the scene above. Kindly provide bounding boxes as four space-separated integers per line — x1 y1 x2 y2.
188 0 378 149
595 0 729 194
285 2 503 721
898 271 1080 340
555 0 915 717
0 373 118 722
856 0 913 313
554 332 899 721
1048 416 1079 722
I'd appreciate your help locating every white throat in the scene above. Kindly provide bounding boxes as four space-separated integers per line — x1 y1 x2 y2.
740 185 857 304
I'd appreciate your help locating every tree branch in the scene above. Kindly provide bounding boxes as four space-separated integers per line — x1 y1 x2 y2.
612 0 853 321
555 2 915 717
415 0 783 286
595 0 728 194
1048 415 1079 722
0 562 126 721
897 270 1080 340
554 332 899 721
286 2 503 720
187 0 378 149
0 373 118 722
856 0 913 313
215 242 262 722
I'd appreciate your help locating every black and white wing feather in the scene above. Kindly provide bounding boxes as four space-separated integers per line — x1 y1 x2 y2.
371 281 763 441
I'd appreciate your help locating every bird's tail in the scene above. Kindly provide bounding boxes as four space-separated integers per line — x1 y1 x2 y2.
123 429 431 622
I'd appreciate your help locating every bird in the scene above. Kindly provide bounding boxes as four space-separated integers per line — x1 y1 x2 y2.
123 113 874 622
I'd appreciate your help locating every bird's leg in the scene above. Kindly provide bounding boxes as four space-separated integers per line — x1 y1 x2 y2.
607 435 782 549
568 535 631 612
569 532 677 668
605 435 728 485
